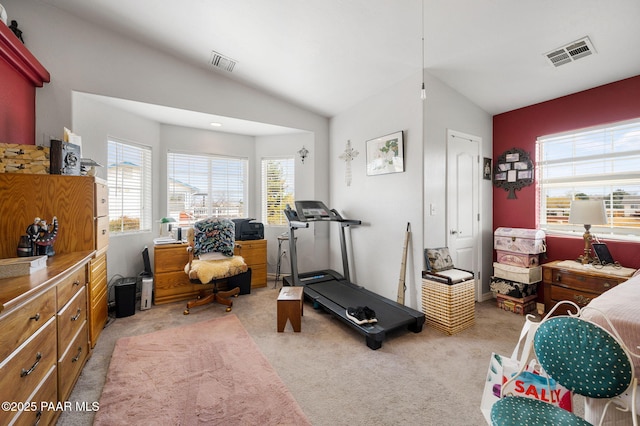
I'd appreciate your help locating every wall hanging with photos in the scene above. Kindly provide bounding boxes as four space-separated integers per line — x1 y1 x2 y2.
493 147 534 199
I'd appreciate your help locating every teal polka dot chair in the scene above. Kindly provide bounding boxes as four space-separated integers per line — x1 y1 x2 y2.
491 302 638 426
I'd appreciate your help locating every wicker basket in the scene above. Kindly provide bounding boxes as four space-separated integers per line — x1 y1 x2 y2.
421 277 475 335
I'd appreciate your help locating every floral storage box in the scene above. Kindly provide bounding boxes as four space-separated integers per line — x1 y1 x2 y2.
494 227 546 255
493 262 542 284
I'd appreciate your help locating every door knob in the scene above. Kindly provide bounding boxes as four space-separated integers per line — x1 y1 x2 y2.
450 229 458 235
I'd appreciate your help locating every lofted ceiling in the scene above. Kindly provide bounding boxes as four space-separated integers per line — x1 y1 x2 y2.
42 0 640 132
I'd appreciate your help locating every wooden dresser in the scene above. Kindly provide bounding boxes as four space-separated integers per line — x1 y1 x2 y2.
542 260 635 313
0 251 93 426
0 174 109 348
154 239 267 304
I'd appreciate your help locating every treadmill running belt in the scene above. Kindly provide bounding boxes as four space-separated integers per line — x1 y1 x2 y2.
307 280 412 328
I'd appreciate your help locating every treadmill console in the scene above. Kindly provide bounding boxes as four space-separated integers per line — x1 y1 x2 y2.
295 200 338 221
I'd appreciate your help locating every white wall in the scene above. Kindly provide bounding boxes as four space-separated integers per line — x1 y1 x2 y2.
72 93 161 279
255 132 315 275
330 71 494 310
8 0 331 281
330 73 424 308
422 72 494 299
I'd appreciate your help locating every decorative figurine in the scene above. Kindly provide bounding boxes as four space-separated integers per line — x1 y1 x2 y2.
9 20 24 43
26 216 58 256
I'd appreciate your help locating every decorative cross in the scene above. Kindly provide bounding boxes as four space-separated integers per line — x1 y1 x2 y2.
339 140 359 186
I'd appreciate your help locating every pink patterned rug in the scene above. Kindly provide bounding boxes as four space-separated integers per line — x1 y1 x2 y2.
94 314 310 425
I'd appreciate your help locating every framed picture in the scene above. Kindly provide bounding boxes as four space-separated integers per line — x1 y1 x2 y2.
483 158 492 180
366 131 404 176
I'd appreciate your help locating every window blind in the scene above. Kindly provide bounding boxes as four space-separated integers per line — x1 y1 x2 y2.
261 157 295 226
536 119 640 237
167 152 248 223
108 139 152 233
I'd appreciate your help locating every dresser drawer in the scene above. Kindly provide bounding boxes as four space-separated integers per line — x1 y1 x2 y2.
154 244 189 274
550 285 599 307
0 317 57 407
95 216 109 251
250 264 267 288
57 265 87 310
95 181 109 218
550 269 621 293
57 287 87 354
7 365 57 426
234 240 266 265
0 287 56 361
57 321 89 401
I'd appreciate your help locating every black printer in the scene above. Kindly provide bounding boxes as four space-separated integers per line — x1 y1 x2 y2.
232 218 264 240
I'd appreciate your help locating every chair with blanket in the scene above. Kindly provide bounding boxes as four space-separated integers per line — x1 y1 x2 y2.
491 301 639 426
183 217 248 314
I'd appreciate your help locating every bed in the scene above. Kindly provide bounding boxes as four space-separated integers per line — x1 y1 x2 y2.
581 271 640 425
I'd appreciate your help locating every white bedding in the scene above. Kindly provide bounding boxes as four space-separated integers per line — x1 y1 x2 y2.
582 272 640 425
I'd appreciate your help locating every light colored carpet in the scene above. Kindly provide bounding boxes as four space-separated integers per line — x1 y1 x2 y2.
58 280 584 425
93 314 310 425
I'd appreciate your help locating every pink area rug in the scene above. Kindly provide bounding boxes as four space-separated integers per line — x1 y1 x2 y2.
94 315 310 425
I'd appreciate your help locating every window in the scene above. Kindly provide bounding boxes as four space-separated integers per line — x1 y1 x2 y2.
261 157 295 226
108 139 152 234
536 119 640 238
167 152 248 224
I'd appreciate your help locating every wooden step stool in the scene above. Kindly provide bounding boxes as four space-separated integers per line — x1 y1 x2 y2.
277 286 304 332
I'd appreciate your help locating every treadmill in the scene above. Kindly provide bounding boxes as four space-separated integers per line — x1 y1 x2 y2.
283 201 425 350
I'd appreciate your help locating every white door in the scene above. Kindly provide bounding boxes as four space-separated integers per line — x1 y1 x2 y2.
447 130 481 300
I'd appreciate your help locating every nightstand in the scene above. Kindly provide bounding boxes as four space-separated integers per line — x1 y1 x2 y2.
542 260 635 313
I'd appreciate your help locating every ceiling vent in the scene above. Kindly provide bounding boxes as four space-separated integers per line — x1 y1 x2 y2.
544 36 596 67
209 51 237 72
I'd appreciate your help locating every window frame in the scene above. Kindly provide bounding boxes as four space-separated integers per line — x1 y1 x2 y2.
261 156 295 227
536 118 640 241
167 151 248 225
107 137 153 235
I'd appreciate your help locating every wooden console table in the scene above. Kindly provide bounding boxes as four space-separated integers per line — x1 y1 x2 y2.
542 260 636 313
154 239 267 304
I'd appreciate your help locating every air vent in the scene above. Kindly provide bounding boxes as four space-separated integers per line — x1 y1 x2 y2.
209 51 237 72
544 36 596 67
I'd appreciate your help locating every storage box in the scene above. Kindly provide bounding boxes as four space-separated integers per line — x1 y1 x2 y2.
493 262 542 284
421 277 475 335
494 227 546 255
0 143 51 174
496 294 537 315
50 139 81 175
0 143 50 160
490 276 537 299
0 158 50 174
496 250 539 268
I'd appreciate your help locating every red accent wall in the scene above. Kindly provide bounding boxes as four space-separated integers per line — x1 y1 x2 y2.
493 75 640 269
0 23 50 145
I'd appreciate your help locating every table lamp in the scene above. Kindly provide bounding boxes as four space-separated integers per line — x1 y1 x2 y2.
568 200 607 264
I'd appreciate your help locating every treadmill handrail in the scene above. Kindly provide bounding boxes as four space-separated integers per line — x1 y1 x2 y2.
289 220 309 229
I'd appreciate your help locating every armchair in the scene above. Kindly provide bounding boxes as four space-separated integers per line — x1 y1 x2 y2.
183 217 248 314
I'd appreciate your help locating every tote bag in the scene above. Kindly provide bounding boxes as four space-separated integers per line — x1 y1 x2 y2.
480 316 572 423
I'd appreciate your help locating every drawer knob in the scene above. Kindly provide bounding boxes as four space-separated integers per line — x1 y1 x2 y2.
73 279 80 286
71 308 82 321
604 282 611 288
20 352 42 377
555 275 562 282
72 346 83 363
29 313 41 321
574 294 591 305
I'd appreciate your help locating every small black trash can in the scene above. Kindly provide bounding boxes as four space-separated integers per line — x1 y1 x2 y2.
228 268 252 295
115 278 137 318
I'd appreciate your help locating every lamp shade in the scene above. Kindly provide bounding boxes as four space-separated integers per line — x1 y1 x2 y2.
568 200 607 225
